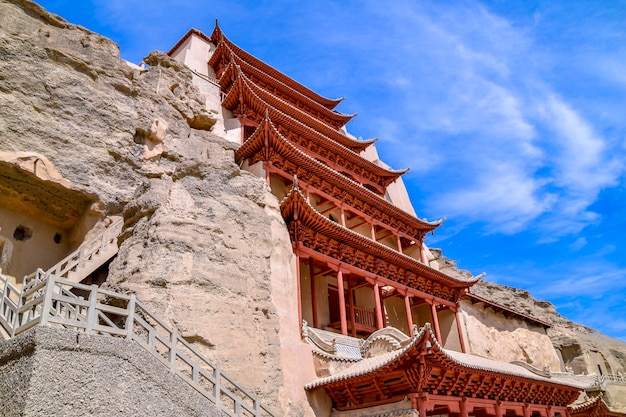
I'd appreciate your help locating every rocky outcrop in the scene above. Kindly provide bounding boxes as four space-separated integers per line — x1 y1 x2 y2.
471 280 626 377
0 0 312 415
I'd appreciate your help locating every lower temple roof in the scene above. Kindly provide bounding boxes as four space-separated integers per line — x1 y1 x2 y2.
305 323 593 396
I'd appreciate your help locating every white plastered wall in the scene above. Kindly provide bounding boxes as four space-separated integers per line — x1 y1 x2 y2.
170 33 241 144
0 207 71 281
358 141 417 217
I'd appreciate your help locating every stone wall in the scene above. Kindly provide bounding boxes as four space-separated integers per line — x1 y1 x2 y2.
0 327 220 416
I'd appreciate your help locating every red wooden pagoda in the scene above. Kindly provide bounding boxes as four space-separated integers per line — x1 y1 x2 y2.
207 22 478 344
170 21 595 416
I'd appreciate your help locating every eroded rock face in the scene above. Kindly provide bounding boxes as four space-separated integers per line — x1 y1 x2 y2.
0 1 311 414
471 280 626 377
0 0 215 213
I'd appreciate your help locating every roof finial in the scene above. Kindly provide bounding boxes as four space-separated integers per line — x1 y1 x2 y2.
293 175 299 190
213 18 224 42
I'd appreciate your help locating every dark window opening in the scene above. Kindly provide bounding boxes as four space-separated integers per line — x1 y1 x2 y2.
13 226 32 241
54 233 62 244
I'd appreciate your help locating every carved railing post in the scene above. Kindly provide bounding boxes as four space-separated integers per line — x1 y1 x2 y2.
39 274 56 327
214 363 221 411
85 284 99 333
126 294 136 339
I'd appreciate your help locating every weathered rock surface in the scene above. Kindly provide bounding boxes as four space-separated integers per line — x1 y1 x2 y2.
471 280 626 376
0 327 222 416
0 0 312 415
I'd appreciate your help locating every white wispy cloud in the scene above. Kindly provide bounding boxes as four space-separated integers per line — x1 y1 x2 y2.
338 0 626 240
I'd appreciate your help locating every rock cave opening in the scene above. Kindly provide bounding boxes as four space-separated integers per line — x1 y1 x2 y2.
0 156 102 287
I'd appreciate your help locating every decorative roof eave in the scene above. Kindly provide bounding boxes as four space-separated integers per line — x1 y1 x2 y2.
209 22 344 110
306 323 585 406
168 28 212 56
215 52 356 129
570 395 626 417
305 324 432 390
238 116 441 236
222 68 378 155
222 75 408 185
222 62 361 136
223 74 409 187
280 185 480 290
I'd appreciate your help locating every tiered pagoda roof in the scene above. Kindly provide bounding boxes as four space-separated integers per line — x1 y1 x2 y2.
305 324 589 411
280 185 479 304
238 115 440 239
209 22 344 110
216 51 356 129
221 66 376 154
224 70 408 194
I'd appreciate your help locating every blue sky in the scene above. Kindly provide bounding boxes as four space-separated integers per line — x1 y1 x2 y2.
36 0 626 341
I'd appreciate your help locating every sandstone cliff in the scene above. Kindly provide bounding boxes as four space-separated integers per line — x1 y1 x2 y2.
0 0 312 415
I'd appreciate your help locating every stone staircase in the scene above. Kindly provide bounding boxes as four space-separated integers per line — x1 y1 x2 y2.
0 272 276 417
23 217 123 286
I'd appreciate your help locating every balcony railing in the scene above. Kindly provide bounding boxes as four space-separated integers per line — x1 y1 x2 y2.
350 305 376 329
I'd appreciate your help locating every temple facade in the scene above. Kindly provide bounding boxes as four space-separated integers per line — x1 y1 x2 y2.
166 23 620 417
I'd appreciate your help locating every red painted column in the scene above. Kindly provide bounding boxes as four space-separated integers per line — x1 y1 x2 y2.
396 234 403 253
495 401 503 417
309 257 318 329
237 115 245 144
523 403 531 417
460 397 469 417
340 206 346 227
264 162 270 186
417 396 426 417
431 303 443 343
419 237 428 264
370 222 376 240
337 269 348 336
404 294 414 336
374 282 384 330
455 309 467 353
348 276 356 337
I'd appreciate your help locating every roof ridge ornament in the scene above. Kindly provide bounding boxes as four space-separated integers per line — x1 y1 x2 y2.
211 18 225 43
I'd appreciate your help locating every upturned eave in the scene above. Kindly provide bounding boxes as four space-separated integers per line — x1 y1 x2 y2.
280 186 480 293
209 22 344 110
239 116 440 235
224 73 410 189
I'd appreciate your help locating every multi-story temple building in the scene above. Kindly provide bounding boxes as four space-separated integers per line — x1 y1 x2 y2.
166 22 620 417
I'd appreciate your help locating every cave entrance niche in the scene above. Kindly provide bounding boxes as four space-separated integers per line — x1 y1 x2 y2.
0 154 101 286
